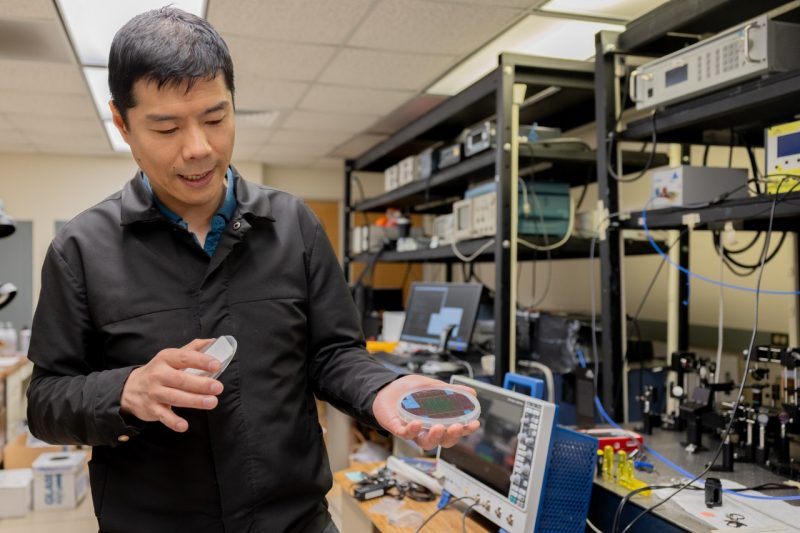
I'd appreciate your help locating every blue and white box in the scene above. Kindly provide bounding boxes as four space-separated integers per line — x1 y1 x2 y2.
32 451 88 511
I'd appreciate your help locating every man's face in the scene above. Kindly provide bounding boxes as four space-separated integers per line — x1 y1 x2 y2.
111 74 235 217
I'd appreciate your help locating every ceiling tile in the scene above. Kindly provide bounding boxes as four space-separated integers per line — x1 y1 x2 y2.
440 0 541 7
232 145 262 161
0 91 96 118
0 60 84 94
225 36 336 82
255 151 315 167
283 110 378 133
0 129 29 144
329 133 389 159
348 0 522 55
367 93 446 135
269 129 352 146
234 127 273 146
299 85 413 115
33 137 110 154
5 115 104 137
312 157 345 170
0 113 14 130
319 48 456 91
0 0 58 20
0 18 75 64
209 0 374 45
235 76 308 110
260 144 333 158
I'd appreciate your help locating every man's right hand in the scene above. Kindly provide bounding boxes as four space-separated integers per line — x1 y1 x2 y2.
120 338 224 433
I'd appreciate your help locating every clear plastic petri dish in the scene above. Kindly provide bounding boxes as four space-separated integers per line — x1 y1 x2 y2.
398 386 480 429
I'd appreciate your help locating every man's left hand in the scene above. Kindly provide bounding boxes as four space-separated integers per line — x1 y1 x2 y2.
373 374 480 450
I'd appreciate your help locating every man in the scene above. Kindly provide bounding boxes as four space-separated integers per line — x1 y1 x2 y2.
26 7 478 533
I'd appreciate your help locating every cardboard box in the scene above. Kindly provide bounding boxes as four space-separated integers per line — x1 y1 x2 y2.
32 451 88 511
0 468 32 518
3 432 63 469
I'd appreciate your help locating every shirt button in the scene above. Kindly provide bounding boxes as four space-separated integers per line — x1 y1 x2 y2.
233 221 242 230
118 435 130 443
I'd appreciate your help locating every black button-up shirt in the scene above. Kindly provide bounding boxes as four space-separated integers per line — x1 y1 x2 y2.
26 168 400 532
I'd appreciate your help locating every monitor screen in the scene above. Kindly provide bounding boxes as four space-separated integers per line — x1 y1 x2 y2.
400 282 482 352
439 385 524 496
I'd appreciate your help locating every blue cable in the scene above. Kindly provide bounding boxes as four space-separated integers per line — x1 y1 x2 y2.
641 206 800 296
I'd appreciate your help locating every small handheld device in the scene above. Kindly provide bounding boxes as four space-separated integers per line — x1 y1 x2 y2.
185 335 237 379
398 386 480 429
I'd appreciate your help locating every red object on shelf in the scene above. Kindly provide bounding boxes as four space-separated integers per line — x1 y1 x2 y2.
579 428 643 453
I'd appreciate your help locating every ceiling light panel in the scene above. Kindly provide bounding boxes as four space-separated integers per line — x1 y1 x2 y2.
540 0 669 21
84 66 111 120
104 120 129 152
56 0 206 66
427 14 623 95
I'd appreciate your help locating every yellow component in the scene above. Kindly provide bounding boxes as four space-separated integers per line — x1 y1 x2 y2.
602 445 615 481
617 457 651 495
366 341 398 353
766 120 800 193
616 451 629 484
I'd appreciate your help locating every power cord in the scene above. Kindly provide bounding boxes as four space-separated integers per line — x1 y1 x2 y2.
450 238 495 263
414 496 476 533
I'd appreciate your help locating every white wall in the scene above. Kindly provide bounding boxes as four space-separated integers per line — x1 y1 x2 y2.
261 163 384 201
0 152 263 306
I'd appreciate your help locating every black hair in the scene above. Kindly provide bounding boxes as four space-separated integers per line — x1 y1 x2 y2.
108 7 235 127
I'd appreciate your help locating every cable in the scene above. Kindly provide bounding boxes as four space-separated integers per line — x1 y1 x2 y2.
461 501 480 533
607 111 659 183
350 175 372 227
450 238 495 263
586 518 603 533
516 360 555 403
530 250 552 308
518 197 575 252
618 188 780 533
414 496 476 533
640 196 800 295
714 235 724 384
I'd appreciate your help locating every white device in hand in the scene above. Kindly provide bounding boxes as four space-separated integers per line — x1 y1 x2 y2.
185 335 237 379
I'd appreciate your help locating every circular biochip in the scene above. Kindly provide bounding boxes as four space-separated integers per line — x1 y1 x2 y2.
398 386 480 429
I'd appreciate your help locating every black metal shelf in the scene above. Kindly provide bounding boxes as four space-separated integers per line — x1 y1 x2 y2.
348 237 659 264
351 54 595 172
621 192 800 232
621 70 800 145
353 146 667 213
618 0 792 55
345 53 605 387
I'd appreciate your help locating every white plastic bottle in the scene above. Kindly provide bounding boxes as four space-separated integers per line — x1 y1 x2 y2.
0 322 9 356
19 326 31 355
6 322 17 355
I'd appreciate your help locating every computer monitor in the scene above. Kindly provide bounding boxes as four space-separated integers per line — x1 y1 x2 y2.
437 376 558 533
399 282 482 352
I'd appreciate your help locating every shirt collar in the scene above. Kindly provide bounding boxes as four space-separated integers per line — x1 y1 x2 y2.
140 167 237 225
120 165 274 225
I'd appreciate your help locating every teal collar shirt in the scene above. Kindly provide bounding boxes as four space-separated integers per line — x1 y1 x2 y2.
142 167 237 256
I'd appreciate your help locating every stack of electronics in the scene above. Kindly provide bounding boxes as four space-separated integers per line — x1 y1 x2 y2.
452 180 570 242
371 282 483 377
630 14 800 112
349 225 399 255
382 119 561 195
437 375 598 533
